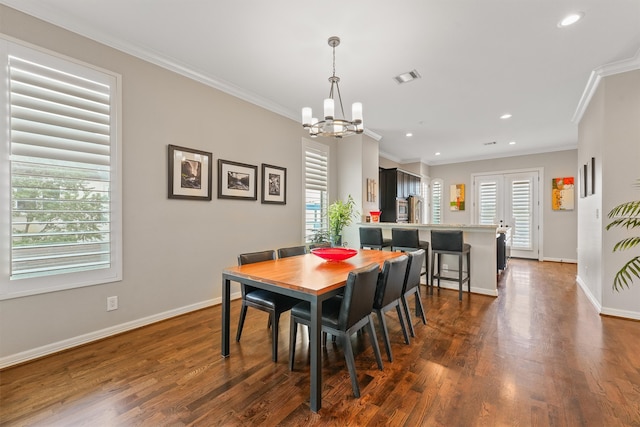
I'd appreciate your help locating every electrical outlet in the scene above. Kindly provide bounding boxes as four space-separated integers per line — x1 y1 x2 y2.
443 264 449 270
107 296 118 311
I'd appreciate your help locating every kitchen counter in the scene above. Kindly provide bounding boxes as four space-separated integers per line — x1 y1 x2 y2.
358 222 498 297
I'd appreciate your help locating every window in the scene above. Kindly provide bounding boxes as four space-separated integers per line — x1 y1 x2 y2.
430 179 443 224
303 140 329 243
477 181 498 225
0 38 122 299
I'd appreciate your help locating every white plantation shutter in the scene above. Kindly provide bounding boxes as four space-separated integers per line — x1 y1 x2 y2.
511 179 532 250
478 181 498 225
2 39 121 298
431 179 443 224
304 141 329 242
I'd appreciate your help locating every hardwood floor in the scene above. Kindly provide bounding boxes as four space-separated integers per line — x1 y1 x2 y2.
1 259 639 426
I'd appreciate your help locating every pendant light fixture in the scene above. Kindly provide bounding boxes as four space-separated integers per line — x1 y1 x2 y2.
301 36 363 138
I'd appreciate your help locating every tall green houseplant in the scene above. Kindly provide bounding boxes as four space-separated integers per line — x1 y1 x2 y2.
606 178 640 291
328 195 358 247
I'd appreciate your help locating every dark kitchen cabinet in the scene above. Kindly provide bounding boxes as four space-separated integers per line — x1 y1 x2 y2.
379 168 421 222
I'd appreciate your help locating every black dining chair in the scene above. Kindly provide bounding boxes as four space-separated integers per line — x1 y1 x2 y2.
236 250 299 362
373 254 410 362
288 263 383 398
277 245 307 258
359 227 391 250
401 249 427 338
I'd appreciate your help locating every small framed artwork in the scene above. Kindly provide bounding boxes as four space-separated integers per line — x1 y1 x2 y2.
450 183 465 211
586 157 594 196
217 159 257 200
261 163 286 205
579 164 587 198
551 177 575 210
167 144 212 200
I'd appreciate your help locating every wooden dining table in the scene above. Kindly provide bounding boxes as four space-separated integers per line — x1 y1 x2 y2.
221 249 403 412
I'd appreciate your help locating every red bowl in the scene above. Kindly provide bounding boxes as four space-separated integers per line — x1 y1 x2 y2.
311 247 358 262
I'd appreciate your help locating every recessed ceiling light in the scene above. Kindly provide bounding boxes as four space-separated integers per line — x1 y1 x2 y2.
406 132 413 137
500 113 512 119
509 141 516 145
435 152 441 156
558 12 584 27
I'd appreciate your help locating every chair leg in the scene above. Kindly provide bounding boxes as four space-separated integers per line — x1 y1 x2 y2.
395 302 410 345
414 288 427 325
467 251 471 293
289 317 297 370
271 312 280 362
375 308 393 362
402 294 416 338
430 253 436 295
366 316 384 370
236 303 248 342
458 254 463 301
342 334 360 398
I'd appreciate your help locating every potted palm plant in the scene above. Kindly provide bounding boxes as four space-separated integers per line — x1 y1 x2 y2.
328 195 358 247
606 178 640 291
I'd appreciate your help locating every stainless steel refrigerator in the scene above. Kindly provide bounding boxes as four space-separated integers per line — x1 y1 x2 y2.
408 195 424 223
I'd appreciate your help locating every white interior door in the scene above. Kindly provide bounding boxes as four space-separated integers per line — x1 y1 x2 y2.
474 171 539 259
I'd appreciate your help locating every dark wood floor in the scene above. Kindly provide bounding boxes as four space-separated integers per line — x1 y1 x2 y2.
2 259 640 426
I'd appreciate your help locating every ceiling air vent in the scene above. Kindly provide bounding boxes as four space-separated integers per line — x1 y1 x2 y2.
393 69 421 84
484 141 497 146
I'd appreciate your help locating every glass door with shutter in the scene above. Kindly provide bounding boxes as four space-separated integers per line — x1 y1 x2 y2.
473 171 539 259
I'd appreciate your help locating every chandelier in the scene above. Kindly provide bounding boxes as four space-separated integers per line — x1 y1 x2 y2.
301 36 363 138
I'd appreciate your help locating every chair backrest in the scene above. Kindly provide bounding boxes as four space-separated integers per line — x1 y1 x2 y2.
309 242 331 250
338 263 380 330
431 230 464 252
403 249 425 293
238 250 276 266
359 227 383 247
374 255 409 308
391 228 420 249
277 246 307 258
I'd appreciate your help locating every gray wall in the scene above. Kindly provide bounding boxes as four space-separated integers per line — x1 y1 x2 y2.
578 68 640 318
386 150 579 262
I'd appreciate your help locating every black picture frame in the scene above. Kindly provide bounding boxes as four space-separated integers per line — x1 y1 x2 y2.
586 157 594 196
167 144 212 201
261 163 287 205
217 159 258 200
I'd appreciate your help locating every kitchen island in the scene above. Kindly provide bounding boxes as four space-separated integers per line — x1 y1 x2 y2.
358 222 499 297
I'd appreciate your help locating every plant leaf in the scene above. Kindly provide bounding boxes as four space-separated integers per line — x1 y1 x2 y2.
613 256 640 292
613 237 640 251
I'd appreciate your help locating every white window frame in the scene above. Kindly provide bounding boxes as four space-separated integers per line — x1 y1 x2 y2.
430 178 443 224
302 139 329 243
0 36 122 300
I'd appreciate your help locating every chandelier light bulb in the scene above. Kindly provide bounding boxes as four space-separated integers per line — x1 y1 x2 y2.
302 107 312 126
324 98 334 120
352 102 363 124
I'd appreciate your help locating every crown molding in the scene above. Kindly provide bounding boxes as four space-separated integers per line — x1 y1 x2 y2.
572 48 640 124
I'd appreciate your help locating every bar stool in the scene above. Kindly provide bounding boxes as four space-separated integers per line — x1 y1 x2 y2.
391 228 429 282
359 227 392 250
430 230 471 300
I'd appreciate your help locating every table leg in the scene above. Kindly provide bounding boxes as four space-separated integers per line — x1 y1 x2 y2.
309 298 322 412
222 277 230 357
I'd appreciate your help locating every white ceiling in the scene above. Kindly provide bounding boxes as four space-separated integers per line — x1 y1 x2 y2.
3 0 640 165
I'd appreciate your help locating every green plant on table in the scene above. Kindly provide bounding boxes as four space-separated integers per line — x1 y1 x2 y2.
328 195 358 246
606 178 640 291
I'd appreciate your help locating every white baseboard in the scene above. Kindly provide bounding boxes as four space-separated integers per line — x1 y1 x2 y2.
575 275 640 320
0 292 241 369
543 257 577 263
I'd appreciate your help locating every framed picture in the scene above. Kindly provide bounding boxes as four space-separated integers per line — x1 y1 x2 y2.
261 163 286 205
551 177 574 210
217 159 257 200
167 144 212 200
586 157 594 196
450 183 465 211
579 164 587 198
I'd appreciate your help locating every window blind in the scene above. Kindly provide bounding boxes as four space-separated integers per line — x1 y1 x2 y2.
304 142 329 242
478 181 497 225
511 179 532 250
9 55 113 280
431 179 442 224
